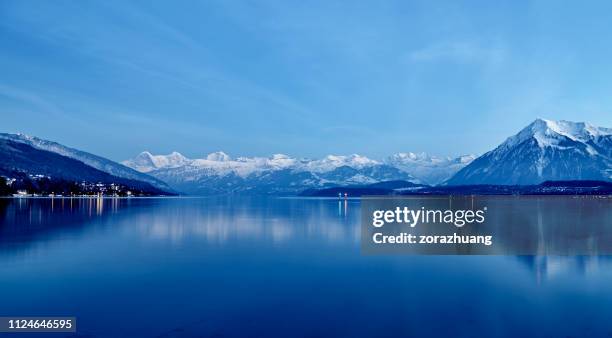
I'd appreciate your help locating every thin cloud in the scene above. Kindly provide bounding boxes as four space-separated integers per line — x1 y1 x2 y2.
3 2 319 130
408 41 506 65
0 84 65 117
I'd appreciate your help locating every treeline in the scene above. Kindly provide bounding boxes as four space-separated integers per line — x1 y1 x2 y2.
300 180 612 197
0 177 11 196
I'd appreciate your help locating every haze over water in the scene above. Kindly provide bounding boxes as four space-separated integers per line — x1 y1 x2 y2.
1 197 612 337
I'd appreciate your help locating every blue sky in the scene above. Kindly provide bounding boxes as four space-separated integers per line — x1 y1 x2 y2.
1 0 612 161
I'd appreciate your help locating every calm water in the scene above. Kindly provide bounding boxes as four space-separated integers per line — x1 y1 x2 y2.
1 197 612 338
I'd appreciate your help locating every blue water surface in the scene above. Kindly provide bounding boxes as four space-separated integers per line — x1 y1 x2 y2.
0 197 611 337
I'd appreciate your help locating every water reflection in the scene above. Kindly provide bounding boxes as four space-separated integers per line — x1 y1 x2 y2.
517 255 612 282
128 198 360 245
0 196 611 281
0 197 362 252
0 196 147 258
485 196 612 255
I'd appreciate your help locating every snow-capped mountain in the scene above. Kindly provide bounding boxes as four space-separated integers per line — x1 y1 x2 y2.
0 135 173 195
122 151 190 173
0 133 172 192
123 152 420 195
384 152 476 185
447 119 612 185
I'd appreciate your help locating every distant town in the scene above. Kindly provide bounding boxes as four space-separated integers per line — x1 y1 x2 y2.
0 172 157 197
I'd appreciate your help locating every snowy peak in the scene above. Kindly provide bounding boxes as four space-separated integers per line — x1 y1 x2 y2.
388 152 433 162
300 154 380 173
122 151 189 173
448 119 612 185
536 119 611 140
130 151 156 169
206 151 230 162
503 118 612 149
384 152 476 185
387 152 447 165
164 152 189 166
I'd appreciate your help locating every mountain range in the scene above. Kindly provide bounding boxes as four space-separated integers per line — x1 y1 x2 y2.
122 152 418 195
0 118 609 196
121 151 478 195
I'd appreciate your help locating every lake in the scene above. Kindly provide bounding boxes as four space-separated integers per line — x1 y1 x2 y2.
1 197 612 337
